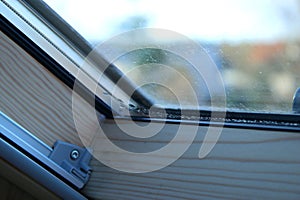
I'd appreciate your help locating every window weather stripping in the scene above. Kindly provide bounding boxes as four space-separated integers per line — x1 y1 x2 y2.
0 111 92 198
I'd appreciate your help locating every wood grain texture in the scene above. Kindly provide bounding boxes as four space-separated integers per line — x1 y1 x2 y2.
82 121 300 200
0 31 89 146
1 31 300 200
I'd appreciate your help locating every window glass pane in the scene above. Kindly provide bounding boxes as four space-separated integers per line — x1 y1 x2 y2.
44 0 300 113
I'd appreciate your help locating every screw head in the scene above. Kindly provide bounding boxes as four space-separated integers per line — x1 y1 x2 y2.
70 149 80 160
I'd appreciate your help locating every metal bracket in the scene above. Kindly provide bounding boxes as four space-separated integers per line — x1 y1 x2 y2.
49 140 92 185
0 111 92 189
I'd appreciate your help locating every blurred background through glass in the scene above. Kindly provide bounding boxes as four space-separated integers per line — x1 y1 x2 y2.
44 0 300 113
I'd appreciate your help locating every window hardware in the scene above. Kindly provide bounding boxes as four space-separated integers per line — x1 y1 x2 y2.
48 140 92 186
0 111 92 190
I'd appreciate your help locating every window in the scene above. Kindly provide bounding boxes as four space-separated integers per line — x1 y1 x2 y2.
42 0 300 114
3 0 300 117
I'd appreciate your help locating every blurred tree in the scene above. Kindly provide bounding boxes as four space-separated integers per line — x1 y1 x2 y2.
119 15 148 30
